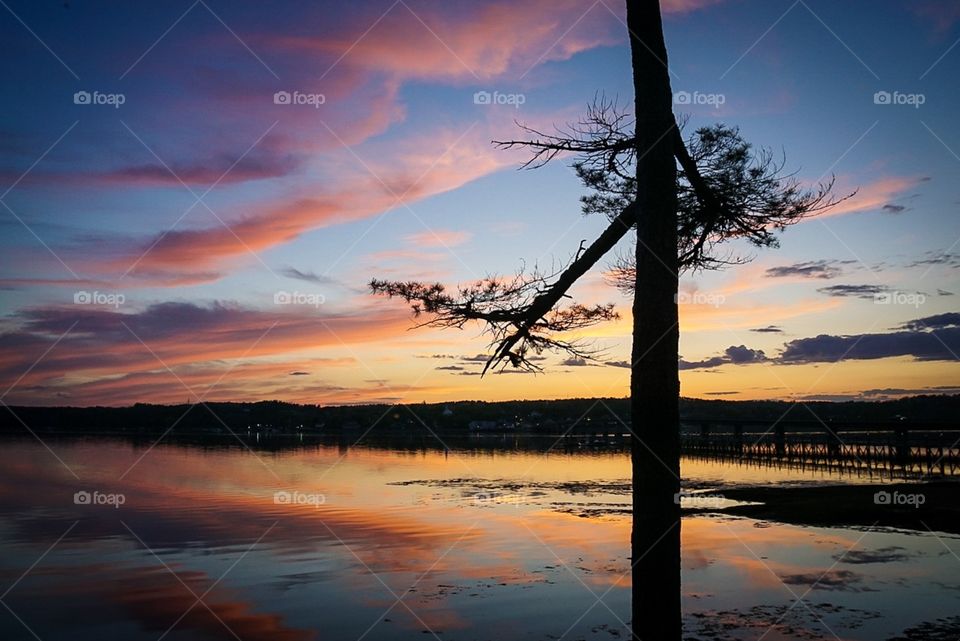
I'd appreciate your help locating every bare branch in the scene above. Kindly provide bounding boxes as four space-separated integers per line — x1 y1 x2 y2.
371 257 621 373
373 97 851 369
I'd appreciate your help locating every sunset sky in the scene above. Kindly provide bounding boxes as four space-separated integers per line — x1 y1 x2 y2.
1 0 958 406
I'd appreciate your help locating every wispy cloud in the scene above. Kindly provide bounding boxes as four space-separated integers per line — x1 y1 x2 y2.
765 260 850 279
817 284 889 299
404 229 472 248
281 267 339 285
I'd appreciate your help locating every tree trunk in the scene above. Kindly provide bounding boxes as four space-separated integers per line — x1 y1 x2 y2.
626 1 681 639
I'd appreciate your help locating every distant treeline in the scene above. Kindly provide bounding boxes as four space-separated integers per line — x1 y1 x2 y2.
2 395 959 436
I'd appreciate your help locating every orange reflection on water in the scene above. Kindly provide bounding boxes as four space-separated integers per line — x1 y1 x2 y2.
2 437 942 641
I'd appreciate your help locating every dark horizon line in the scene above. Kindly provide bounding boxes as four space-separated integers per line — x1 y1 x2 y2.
6 392 960 412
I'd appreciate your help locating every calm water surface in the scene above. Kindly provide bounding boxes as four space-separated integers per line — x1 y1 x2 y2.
0 437 957 640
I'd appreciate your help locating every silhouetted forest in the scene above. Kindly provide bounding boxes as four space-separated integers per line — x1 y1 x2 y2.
2 395 958 435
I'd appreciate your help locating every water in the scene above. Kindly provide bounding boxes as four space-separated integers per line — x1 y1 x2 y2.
0 436 957 640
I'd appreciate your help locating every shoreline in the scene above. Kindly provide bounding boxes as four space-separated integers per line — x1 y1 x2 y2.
719 481 960 536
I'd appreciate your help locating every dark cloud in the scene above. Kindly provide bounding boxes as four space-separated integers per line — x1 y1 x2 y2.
897 313 960 331
907 251 960 269
98 146 303 186
793 393 865 402
456 353 545 365
683 315 960 372
704 391 738 396
435 365 465 371
606 360 632 368
881 204 906 213
938 289 955 296
858 386 960 398
679 345 767 370
780 316 960 363
726 345 767 363
679 356 728 370
794 387 960 401
817 284 888 299
288 371 309 376
560 357 595 367
460 354 491 362
281 267 338 285
764 260 850 279
458 369 533 376
750 325 783 333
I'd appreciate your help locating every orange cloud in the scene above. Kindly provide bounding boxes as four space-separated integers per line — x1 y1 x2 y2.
86 123 520 282
0 302 431 405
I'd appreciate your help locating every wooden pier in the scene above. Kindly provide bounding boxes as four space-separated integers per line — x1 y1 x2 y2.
679 417 960 479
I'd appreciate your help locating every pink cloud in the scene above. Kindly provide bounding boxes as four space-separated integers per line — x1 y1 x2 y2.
89 122 523 279
272 0 621 82
11 0 723 290
814 176 922 219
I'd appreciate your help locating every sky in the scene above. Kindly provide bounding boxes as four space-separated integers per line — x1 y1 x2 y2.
0 0 958 407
